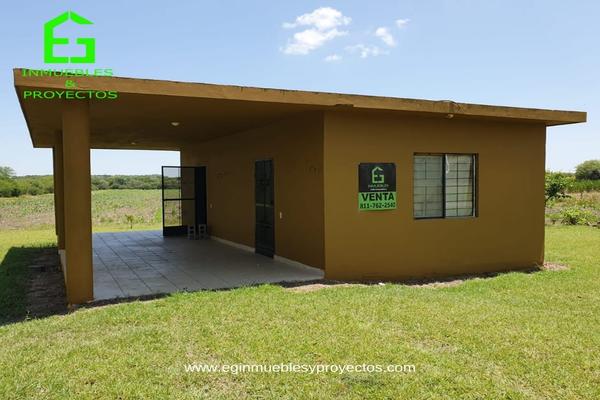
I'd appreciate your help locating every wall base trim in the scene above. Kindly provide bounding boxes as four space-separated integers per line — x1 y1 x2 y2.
211 236 255 253
273 255 319 272
211 236 319 272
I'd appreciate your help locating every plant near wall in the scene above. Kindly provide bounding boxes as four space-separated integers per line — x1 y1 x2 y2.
545 173 571 204
124 214 135 230
560 207 596 226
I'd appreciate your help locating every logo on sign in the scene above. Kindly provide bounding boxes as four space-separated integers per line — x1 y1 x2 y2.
358 163 397 211
371 166 385 184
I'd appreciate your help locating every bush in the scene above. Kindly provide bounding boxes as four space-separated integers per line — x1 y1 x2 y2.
560 207 596 226
575 160 600 181
545 173 572 203
568 179 600 193
0 179 20 197
13 175 53 196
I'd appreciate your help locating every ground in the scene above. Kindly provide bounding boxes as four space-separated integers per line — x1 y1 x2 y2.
0 226 599 399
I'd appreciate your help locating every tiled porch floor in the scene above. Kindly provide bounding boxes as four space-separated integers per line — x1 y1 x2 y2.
92 231 324 300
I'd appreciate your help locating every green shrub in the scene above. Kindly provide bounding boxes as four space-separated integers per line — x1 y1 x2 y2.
575 160 600 180
545 173 572 203
0 179 20 197
569 179 600 193
560 207 596 226
124 214 135 229
13 175 53 196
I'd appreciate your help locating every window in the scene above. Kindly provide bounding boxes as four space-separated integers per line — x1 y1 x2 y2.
413 154 476 219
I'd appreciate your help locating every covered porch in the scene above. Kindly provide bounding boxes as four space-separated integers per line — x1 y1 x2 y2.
93 231 323 301
14 69 329 303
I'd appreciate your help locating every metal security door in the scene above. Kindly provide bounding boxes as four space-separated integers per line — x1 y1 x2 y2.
162 166 205 236
255 160 274 257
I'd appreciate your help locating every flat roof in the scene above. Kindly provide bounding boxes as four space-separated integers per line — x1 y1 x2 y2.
13 68 586 150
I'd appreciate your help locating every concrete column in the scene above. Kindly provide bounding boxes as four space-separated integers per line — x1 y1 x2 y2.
52 133 65 250
62 100 93 303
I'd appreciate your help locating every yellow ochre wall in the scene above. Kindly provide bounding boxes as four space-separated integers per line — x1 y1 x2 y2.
181 112 325 269
323 110 546 280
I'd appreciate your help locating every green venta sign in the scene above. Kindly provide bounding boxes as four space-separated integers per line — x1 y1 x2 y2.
358 163 397 211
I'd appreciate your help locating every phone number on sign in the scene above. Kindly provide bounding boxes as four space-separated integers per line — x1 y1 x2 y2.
359 202 396 210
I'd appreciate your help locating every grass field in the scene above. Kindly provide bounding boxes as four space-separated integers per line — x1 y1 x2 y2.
0 189 161 230
0 226 599 399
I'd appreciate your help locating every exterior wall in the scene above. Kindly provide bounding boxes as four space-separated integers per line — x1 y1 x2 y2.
181 112 325 269
323 110 546 280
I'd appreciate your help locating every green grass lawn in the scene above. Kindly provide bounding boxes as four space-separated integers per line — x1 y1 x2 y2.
0 226 599 399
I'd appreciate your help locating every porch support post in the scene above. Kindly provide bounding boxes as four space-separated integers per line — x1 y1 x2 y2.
52 132 65 251
62 100 93 303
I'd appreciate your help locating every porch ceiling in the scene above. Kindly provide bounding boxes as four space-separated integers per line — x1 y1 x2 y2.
13 68 586 150
14 83 323 150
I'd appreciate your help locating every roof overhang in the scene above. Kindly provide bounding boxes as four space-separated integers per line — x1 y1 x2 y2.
13 68 587 150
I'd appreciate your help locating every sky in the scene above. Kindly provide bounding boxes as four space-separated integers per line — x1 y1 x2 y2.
0 0 597 175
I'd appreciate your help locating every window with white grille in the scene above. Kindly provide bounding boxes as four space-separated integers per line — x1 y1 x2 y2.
413 154 476 219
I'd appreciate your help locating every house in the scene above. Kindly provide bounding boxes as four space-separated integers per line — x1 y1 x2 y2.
13 68 586 303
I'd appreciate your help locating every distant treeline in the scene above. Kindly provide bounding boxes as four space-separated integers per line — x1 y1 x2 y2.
2 165 599 197
0 169 162 197
545 172 600 193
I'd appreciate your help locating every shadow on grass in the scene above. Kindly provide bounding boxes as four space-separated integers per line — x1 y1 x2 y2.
0 246 67 326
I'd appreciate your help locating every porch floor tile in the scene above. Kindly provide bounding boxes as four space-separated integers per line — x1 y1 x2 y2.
92 230 323 301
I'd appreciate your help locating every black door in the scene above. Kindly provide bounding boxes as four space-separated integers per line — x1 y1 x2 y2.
161 166 207 236
255 160 274 257
195 166 207 226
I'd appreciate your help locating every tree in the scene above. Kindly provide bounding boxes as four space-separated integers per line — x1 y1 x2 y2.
575 160 600 180
0 166 15 179
0 167 20 197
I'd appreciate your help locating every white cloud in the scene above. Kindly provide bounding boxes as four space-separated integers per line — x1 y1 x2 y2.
375 27 396 47
283 7 351 30
396 18 410 28
324 54 342 62
284 28 347 55
282 7 351 55
346 44 389 58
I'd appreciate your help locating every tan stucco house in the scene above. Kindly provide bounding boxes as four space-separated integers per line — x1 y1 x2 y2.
13 68 586 303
